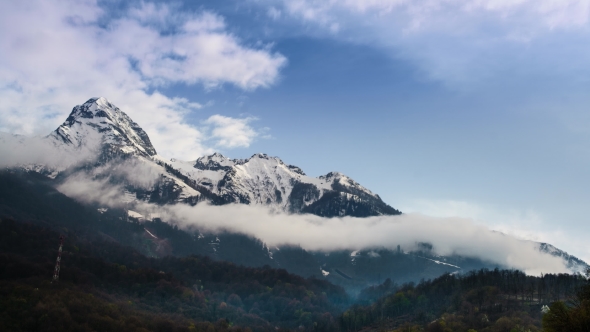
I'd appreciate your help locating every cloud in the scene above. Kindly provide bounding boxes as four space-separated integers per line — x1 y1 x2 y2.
56 159 162 208
278 0 590 29
0 133 98 171
400 198 590 265
53 170 572 275
254 0 590 88
204 115 260 148
57 174 128 208
158 204 570 275
0 0 286 159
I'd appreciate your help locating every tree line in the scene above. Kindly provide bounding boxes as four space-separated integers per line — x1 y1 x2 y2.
0 218 347 331
339 268 589 332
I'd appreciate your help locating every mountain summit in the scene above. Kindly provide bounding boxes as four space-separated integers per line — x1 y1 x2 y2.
49 97 156 159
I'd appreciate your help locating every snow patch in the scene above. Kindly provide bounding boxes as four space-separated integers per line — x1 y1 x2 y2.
414 255 461 269
127 210 144 220
144 228 158 239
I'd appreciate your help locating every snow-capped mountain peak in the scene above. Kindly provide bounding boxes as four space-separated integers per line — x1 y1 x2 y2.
49 97 156 158
194 152 235 171
24 97 401 217
165 151 398 216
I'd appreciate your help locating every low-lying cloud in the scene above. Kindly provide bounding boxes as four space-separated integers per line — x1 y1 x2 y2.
0 133 97 170
53 170 571 276
159 204 569 275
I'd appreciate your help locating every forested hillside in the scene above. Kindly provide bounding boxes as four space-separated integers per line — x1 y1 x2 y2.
2 170 589 331
0 218 347 331
341 269 588 332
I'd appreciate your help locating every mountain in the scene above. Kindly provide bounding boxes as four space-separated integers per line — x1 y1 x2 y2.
538 242 589 274
49 97 157 159
3 97 588 293
167 153 400 217
46 97 400 217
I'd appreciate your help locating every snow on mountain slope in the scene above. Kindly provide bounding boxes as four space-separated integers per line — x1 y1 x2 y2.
49 97 156 159
44 97 200 205
35 97 399 216
166 152 399 216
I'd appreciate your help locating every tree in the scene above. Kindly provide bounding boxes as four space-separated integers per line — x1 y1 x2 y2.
542 269 590 332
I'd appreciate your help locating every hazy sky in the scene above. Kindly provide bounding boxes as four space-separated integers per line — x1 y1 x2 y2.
1 0 590 261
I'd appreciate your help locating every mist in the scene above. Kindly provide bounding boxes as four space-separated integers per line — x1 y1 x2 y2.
56 159 162 208
157 204 569 275
54 172 571 276
0 133 98 170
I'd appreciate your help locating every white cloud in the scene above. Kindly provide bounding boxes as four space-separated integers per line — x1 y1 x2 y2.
268 7 283 20
0 133 97 170
54 171 572 275
204 115 259 148
255 0 590 88
50 168 571 275
277 0 590 30
0 0 286 159
399 199 590 264
161 204 572 275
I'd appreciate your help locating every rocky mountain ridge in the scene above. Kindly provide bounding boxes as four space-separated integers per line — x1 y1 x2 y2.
46 97 400 217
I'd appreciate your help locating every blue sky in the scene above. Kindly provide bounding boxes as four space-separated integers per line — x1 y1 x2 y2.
1 0 590 261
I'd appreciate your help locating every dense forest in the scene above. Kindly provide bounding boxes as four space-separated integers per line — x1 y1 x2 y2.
341 269 589 331
1 170 590 331
0 218 347 331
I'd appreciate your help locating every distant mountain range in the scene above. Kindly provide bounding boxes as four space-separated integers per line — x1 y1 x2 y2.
2 97 587 293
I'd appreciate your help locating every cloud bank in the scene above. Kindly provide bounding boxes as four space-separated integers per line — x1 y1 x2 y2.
158 204 571 275
400 198 590 266
0 0 286 159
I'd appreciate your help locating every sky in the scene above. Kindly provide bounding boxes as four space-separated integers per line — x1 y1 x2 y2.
1 0 590 262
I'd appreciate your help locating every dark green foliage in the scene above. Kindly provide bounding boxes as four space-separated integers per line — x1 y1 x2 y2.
542 270 590 332
357 278 397 304
0 281 206 332
0 218 347 331
0 170 96 228
342 269 587 332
